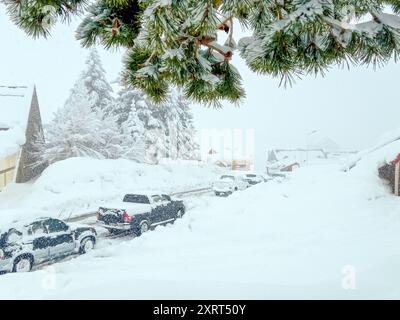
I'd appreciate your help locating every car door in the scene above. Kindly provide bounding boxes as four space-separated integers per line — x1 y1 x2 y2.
150 195 164 225
43 219 75 258
161 194 175 221
25 221 51 263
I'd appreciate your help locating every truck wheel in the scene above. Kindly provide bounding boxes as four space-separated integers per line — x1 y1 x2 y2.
79 237 95 254
13 255 33 273
215 192 220 196
137 221 149 236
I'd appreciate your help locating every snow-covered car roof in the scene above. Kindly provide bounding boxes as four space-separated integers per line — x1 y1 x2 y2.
242 172 267 177
219 172 256 178
123 191 170 197
2 217 51 231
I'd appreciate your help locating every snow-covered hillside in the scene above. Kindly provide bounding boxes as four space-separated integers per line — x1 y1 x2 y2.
0 158 224 225
1 161 400 299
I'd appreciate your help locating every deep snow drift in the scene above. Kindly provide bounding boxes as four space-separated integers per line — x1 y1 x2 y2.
1 159 400 299
0 157 224 225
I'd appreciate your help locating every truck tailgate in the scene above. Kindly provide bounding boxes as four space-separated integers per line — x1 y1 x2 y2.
97 207 125 224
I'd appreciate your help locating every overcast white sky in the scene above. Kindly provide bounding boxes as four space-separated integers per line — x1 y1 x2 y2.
1 6 400 169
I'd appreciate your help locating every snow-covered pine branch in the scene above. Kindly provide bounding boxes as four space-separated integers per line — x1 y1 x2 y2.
5 0 400 106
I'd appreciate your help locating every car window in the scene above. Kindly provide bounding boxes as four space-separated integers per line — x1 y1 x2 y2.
161 195 171 202
151 195 162 203
246 174 257 178
27 221 47 237
221 175 234 180
123 194 150 204
43 219 69 234
6 229 22 244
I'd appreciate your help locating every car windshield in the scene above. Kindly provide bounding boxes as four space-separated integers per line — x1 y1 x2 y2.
6 229 22 244
220 175 234 180
123 194 150 204
246 174 257 178
0 228 22 246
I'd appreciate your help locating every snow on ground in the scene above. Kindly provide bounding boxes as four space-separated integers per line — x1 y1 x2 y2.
342 128 400 171
1 160 400 299
0 157 224 225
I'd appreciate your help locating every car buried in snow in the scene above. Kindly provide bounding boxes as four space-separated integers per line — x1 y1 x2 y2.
212 174 249 196
96 193 186 235
241 173 268 185
0 217 97 273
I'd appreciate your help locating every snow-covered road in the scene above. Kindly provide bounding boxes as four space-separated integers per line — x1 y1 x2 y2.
2 162 400 299
4 152 400 299
18 189 212 273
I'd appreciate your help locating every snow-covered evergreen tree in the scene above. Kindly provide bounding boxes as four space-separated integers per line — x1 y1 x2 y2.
39 79 123 164
114 83 199 163
172 93 199 160
134 94 167 164
79 48 115 115
105 75 199 164
112 86 141 125
150 90 199 161
114 86 147 162
120 111 146 162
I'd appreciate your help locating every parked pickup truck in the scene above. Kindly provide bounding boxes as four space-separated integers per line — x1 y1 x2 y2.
0 217 97 273
96 193 185 235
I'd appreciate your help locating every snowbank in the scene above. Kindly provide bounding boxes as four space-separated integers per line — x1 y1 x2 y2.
2 163 400 298
342 127 400 172
0 157 224 224
347 140 400 177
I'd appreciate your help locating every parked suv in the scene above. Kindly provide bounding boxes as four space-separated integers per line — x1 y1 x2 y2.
241 173 268 185
212 174 249 196
0 217 97 273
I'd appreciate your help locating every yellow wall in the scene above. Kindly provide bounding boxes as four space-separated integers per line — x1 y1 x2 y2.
0 152 18 190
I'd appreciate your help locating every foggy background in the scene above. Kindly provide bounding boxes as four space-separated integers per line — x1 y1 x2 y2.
1 8 399 169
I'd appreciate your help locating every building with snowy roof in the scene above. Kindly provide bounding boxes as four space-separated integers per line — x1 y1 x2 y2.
267 148 329 168
267 141 358 173
0 85 47 190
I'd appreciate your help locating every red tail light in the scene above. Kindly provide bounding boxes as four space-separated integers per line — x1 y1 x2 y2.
96 212 100 220
123 211 132 223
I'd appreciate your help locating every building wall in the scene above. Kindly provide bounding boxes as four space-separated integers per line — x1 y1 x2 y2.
232 160 252 171
0 152 19 190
